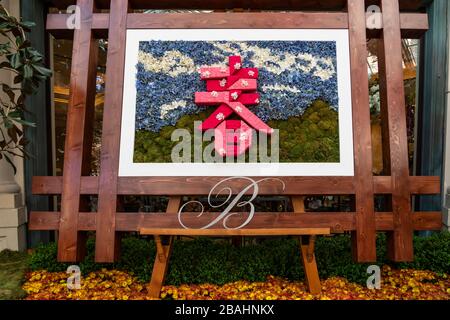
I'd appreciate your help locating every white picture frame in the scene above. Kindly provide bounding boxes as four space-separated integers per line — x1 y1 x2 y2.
119 29 354 177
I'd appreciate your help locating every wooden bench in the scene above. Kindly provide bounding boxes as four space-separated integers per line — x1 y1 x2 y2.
140 214 330 298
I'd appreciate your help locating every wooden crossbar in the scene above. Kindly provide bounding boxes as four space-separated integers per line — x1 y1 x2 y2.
31 175 441 196
140 228 331 236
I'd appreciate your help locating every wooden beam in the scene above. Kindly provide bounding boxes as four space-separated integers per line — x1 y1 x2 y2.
31 176 441 195
57 0 97 262
347 0 377 262
374 176 441 195
47 0 427 12
379 0 414 262
28 211 443 232
46 12 428 39
46 13 109 30
126 12 349 29
95 0 129 263
140 228 331 236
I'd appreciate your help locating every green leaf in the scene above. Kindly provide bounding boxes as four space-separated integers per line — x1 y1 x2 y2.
32 65 52 77
23 64 33 78
7 110 21 118
0 42 11 55
15 35 23 47
20 21 35 29
3 117 13 129
8 52 21 68
11 117 35 127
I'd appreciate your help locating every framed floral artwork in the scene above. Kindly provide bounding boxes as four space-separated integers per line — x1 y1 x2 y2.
119 29 353 176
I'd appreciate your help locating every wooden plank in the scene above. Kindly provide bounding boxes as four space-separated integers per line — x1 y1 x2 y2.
32 176 353 195
46 13 109 30
399 13 429 39
379 0 414 262
367 13 429 39
166 196 182 213
57 0 96 262
140 228 331 236
292 196 306 213
118 177 352 195
28 211 443 231
76 32 99 262
47 0 427 12
46 12 428 39
347 0 377 262
32 175 441 195
127 12 348 29
148 197 181 298
374 176 441 194
32 176 96 195
81 41 98 178
95 0 129 263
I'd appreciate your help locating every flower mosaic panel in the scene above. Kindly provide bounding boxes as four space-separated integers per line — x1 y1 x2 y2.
133 40 340 163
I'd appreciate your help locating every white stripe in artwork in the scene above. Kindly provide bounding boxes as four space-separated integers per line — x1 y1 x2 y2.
138 50 196 76
211 42 336 81
159 100 187 119
261 84 301 93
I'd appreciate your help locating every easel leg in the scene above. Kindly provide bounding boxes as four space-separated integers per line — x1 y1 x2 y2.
292 196 322 295
148 235 174 298
147 196 181 299
300 235 321 295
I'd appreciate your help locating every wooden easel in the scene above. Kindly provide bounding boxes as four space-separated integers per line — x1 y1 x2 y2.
146 195 323 298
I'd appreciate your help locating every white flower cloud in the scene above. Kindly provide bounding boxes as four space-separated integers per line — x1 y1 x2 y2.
138 50 196 77
159 100 187 119
262 84 301 93
211 42 336 81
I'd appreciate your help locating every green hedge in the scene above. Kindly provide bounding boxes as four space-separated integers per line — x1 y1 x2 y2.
29 232 450 285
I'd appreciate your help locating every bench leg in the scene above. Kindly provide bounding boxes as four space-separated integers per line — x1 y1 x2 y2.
147 196 181 298
291 196 322 295
300 235 321 295
148 235 174 298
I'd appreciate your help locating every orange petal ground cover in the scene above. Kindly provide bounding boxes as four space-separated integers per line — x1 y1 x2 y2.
23 266 450 300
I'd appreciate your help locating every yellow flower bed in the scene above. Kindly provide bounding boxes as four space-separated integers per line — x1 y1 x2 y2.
23 266 450 300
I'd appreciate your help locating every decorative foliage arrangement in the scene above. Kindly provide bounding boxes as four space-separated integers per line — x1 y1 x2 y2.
195 55 272 156
0 4 52 173
133 40 339 162
21 233 450 300
22 267 450 300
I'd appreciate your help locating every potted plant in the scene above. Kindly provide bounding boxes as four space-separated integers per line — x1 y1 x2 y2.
0 3 51 174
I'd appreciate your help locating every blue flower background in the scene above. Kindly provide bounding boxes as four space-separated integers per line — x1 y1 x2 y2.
134 40 339 133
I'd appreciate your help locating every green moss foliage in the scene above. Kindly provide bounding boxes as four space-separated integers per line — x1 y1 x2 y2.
133 100 339 163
